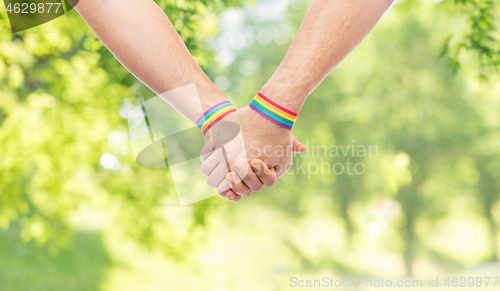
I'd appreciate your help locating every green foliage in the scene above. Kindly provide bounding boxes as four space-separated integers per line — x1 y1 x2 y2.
0 0 238 254
0 0 499 287
441 0 500 78
0 224 111 291
208 0 500 275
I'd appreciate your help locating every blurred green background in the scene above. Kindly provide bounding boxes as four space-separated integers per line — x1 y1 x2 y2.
0 0 499 290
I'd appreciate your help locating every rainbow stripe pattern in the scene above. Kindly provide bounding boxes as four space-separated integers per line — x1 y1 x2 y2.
197 101 237 136
249 92 297 130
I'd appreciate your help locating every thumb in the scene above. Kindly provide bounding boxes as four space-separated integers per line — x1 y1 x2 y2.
292 136 306 153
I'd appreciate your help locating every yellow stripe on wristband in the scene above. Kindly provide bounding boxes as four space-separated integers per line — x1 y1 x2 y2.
197 101 237 136
249 92 298 130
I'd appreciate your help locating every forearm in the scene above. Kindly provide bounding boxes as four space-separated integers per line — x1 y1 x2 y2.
75 0 227 124
261 0 393 113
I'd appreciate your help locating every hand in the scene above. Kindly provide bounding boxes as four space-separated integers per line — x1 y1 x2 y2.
222 159 277 201
219 106 305 177
200 106 305 200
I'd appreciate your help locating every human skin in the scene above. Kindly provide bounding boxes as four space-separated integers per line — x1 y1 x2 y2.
204 0 395 200
74 0 225 121
201 108 305 200
260 0 395 111
73 0 284 192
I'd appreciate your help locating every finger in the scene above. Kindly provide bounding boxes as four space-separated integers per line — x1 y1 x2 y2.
251 159 277 187
217 178 242 201
226 172 252 197
200 141 214 163
292 136 306 153
234 160 263 192
273 162 291 180
206 163 230 189
200 120 236 162
200 148 222 176
225 190 242 202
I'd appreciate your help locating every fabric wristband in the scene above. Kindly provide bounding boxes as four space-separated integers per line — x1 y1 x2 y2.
197 101 237 136
249 92 298 130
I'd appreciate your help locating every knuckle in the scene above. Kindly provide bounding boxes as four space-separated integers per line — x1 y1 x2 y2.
250 182 263 192
218 190 228 197
232 183 250 196
240 189 252 197
265 180 275 187
231 183 243 193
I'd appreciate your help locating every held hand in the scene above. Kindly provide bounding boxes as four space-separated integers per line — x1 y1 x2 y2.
200 106 305 201
222 106 304 177
219 159 277 201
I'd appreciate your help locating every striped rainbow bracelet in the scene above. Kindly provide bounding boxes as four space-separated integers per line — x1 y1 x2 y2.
249 92 298 130
197 101 237 136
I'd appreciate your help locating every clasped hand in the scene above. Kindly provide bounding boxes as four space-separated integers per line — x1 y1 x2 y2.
200 106 305 201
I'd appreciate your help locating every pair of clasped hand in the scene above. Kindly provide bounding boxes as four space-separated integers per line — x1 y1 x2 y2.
73 0 392 202
199 105 305 202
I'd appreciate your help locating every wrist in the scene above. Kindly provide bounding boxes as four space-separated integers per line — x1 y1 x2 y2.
197 100 237 137
161 84 230 126
249 92 298 130
198 87 229 112
261 78 309 113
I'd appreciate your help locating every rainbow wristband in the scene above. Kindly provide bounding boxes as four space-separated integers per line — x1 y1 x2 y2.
197 101 237 136
249 92 297 130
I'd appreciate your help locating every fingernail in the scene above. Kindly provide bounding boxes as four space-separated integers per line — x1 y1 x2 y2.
228 194 235 200
236 161 246 172
226 173 234 186
252 163 262 173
